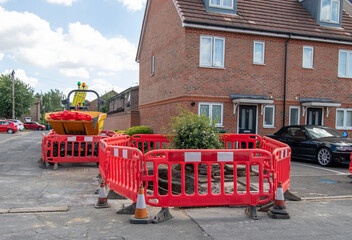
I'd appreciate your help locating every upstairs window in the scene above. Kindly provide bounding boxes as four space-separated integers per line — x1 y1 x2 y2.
253 41 265 64
209 0 233 9
320 0 340 23
338 50 352 78
302 46 314 69
200 36 225 68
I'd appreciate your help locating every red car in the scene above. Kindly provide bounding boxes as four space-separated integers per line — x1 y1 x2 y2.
24 121 46 130
0 120 18 134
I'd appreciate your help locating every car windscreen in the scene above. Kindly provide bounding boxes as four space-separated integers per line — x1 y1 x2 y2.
305 126 343 139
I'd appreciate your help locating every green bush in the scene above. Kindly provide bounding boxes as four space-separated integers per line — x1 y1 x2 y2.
125 126 153 136
167 108 222 149
114 130 126 135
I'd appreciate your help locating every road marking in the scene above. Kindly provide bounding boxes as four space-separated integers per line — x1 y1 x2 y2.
0 135 19 144
292 162 349 175
302 195 352 201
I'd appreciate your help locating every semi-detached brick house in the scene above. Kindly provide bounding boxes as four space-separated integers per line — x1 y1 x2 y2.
136 0 352 136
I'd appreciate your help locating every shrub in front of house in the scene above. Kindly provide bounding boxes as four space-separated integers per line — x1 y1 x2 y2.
125 126 153 136
168 108 222 149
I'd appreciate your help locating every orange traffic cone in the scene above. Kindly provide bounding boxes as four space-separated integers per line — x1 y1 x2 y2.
268 182 291 219
95 182 111 208
130 186 152 224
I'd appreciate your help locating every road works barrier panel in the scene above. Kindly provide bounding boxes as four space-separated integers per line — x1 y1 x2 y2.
349 153 352 174
261 137 291 192
131 134 170 154
142 149 274 208
105 146 144 202
99 135 131 184
220 134 261 149
42 130 116 164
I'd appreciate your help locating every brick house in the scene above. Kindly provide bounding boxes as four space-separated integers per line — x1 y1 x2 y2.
136 0 352 136
103 86 140 131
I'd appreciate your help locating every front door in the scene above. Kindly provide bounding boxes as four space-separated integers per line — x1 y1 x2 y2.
307 108 322 125
239 105 257 134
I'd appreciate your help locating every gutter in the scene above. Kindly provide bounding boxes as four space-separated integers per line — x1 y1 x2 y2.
182 21 352 45
283 35 291 127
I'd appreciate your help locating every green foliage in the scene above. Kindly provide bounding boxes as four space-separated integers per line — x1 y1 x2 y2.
36 89 64 123
168 108 222 149
100 92 115 113
0 73 34 119
125 126 153 136
114 130 126 134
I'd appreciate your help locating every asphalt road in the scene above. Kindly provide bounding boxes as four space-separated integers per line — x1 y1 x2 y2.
0 131 351 240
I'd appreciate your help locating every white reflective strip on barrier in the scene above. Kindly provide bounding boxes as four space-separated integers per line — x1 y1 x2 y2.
100 143 105 150
281 150 284 159
185 152 201 162
114 148 119 157
136 193 147 209
285 149 288 157
67 136 76 142
217 152 234 162
84 137 93 142
275 188 285 201
123 149 128 159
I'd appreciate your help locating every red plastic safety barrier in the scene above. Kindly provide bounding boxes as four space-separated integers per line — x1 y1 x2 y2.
220 134 261 149
261 136 291 192
49 111 92 121
42 130 116 164
350 152 352 174
106 146 144 202
143 149 274 208
131 134 170 154
99 135 131 183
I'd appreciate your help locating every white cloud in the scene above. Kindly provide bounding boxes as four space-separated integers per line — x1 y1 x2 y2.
59 67 90 79
0 7 138 78
117 0 146 11
97 71 116 77
0 53 4 61
2 69 38 87
87 78 123 100
0 0 10 4
46 0 78 6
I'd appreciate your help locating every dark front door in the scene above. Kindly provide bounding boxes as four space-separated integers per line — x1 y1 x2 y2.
307 108 322 126
239 105 257 134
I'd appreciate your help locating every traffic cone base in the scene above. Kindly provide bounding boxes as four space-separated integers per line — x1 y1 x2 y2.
268 210 291 219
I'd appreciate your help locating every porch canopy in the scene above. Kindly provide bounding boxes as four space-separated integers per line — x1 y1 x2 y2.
230 94 274 115
299 98 341 117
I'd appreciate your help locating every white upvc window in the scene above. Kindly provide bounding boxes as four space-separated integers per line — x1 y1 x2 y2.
209 0 233 9
289 106 300 125
253 41 265 64
338 50 352 78
200 36 225 68
199 102 224 127
263 105 275 128
151 56 155 76
302 46 314 69
320 0 340 23
336 108 352 129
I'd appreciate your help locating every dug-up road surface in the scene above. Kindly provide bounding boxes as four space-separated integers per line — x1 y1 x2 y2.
0 131 351 240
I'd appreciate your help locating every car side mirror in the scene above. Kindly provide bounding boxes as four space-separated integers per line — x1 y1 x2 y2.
343 131 348 138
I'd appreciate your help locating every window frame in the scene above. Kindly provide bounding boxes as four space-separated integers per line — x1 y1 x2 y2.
263 105 275 128
209 0 234 9
199 35 225 68
289 106 301 126
253 41 265 65
198 102 224 127
320 0 340 24
302 46 314 69
151 55 155 76
338 49 352 78
336 108 352 130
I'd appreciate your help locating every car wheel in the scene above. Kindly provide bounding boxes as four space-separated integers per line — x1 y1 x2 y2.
7 129 13 134
317 148 333 166
38 127 43 131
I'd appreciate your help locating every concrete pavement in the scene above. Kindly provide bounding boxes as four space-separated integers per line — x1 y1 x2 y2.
0 131 351 239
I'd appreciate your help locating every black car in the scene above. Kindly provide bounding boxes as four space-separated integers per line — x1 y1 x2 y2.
267 125 352 166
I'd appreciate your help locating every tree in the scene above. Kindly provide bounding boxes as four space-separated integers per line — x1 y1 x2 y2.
100 91 115 113
0 73 34 119
36 89 64 124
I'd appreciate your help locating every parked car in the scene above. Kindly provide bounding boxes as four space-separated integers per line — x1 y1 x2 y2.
267 125 352 166
23 121 46 130
24 117 31 122
6 119 24 131
0 120 18 134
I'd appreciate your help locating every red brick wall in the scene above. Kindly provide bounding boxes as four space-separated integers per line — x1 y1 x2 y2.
103 111 140 131
139 1 352 136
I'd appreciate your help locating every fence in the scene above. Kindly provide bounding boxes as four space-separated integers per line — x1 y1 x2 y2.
350 153 352 174
99 134 291 220
42 130 116 164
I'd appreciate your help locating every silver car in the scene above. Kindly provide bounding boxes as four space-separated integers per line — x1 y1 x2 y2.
6 119 24 131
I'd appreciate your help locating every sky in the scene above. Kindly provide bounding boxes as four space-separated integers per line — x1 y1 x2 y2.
0 0 146 100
